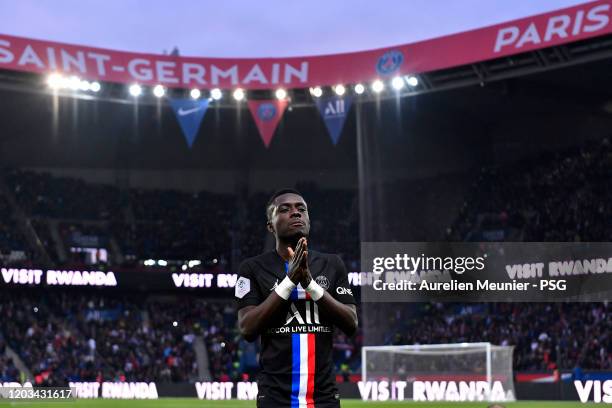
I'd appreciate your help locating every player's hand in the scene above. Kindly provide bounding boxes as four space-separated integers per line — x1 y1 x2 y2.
287 237 307 284
299 241 312 288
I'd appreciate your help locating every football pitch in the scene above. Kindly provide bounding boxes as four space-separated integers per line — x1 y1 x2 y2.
0 399 600 407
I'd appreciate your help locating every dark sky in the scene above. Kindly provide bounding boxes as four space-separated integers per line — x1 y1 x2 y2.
0 0 590 57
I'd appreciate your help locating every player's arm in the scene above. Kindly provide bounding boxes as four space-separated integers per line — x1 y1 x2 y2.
238 240 308 341
311 292 358 336
300 247 358 336
238 299 284 342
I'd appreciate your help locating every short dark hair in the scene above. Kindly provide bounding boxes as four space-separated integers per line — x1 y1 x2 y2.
266 188 303 221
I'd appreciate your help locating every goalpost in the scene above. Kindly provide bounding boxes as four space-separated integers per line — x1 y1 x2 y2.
361 343 516 402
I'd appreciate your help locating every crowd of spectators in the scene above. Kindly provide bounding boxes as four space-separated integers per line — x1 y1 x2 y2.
5 170 123 221
0 337 20 382
116 189 233 265
1 169 358 271
1 137 611 382
448 138 612 242
0 195 28 257
0 291 216 385
0 287 608 387
374 302 610 371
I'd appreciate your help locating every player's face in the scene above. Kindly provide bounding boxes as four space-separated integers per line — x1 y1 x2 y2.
269 193 310 240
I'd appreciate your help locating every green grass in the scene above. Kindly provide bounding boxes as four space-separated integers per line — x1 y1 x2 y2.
0 399 600 408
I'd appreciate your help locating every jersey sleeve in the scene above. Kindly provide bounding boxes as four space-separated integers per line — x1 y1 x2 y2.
331 255 356 304
235 260 264 309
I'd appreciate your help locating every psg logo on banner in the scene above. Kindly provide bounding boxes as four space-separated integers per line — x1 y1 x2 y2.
169 98 210 148
248 100 288 148
257 103 277 122
315 96 353 145
376 50 404 76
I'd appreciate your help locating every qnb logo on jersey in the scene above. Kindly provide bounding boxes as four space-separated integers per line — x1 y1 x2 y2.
257 103 277 122
376 50 404 76
324 100 346 119
336 286 353 296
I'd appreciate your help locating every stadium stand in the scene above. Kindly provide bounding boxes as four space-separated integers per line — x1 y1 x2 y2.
447 138 612 242
0 136 610 383
372 302 610 371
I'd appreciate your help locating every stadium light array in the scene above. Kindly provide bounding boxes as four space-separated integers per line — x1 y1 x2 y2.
190 88 201 99
78 81 90 91
334 84 346 96
47 73 63 89
354 83 365 95
68 76 81 91
275 88 287 100
406 75 419 87
46 73 102 93
153 84 165 98
233 88 245 101
129 84 142 97
211 88 223 100
391 76 405 91
372 79 384 93
309 86 323 98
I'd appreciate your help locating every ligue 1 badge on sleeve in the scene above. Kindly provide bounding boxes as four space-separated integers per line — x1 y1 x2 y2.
235 277 250 298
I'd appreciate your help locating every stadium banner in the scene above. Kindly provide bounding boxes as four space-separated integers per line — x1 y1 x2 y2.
169 98 210 148
0 266 361 291
0 1 610 89
315 96 353 145
360 242 612 302
0 267 234 291
247 100 288 147
5 381 605 402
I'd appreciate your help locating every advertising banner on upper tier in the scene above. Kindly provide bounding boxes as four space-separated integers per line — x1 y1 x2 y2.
0 1 610 89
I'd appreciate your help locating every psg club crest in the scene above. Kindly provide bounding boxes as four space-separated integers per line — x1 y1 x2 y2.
257 103 277 122
315 275 330 290
376 50 404 76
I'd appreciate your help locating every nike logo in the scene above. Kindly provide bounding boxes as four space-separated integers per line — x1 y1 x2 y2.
177 107 202 116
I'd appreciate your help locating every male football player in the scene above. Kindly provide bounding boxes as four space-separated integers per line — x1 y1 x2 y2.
236 189 358 407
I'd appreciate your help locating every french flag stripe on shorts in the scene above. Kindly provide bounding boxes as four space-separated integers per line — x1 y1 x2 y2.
291 333 316 408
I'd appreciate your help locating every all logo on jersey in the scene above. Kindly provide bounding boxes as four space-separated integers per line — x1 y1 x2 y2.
376 50 404 76
315 275 330 290
285 302 320 325
315 96 353 145
268 300 332 334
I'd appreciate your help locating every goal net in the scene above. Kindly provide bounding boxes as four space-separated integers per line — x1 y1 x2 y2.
362 343 516 402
